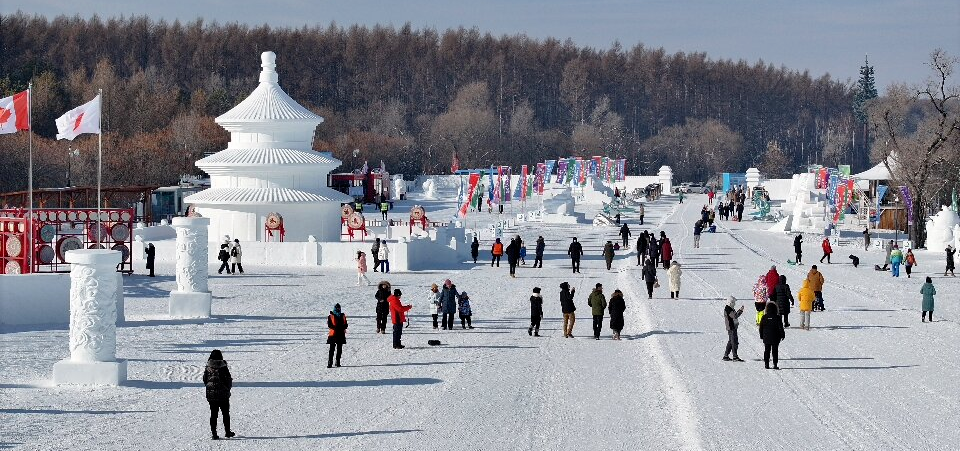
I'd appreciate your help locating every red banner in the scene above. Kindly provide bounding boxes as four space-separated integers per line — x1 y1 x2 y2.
459 173 481 218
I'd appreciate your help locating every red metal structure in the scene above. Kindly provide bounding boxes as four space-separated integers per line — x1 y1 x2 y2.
328 170 390 204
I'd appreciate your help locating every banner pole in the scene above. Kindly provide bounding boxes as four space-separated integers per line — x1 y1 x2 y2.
97 88 103 239
27 82 34 271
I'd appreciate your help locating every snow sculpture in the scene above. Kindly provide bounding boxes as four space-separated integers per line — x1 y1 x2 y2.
169 217 212 319
393 177 407 199
658 166 673 194
186 51 351 242
52 249 127 386
544 187 575 216
954 224 960 251
745 168 761 192
422 178 438 199
925 206 959 251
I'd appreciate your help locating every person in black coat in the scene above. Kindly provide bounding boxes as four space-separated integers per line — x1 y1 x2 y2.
759 303 785 369
608 289 626 340
327 303 348 368
772 275 794 327
736 202 745 221
374 281 391 334
203 349 234 440
144 243 156 277
636 231 649 265
619 224 631 249
470 237 480 263
793 234 803 264
567 238 583 273
946 245 956 277
534 236 545 268
506 238 521 277
560 282 577 337
528 287 543 336
641 259 658 299
648 236 659 263
216 244 231 274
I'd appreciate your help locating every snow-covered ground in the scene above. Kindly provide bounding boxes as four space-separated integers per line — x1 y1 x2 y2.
2 191 959 450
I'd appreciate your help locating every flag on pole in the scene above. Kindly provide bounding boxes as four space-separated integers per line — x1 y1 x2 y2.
0 91 30 134
503 166 513 202
451 152 460 174
55 94 101 140
544 160 556 184
535 163 546 195
459 173 481 218
520 165 528 201
900 185 914 225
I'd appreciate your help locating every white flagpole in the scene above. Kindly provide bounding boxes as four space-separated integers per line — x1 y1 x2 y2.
97 88 103 239
27 82 33 270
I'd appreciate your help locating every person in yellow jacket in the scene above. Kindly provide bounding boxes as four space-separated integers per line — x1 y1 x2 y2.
806 265 826 311
797 280 816 330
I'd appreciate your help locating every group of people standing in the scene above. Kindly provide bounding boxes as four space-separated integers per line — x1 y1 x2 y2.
550 282 628 340
216 238 244 275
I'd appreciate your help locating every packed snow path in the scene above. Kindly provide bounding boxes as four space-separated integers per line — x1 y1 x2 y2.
2 194 959 450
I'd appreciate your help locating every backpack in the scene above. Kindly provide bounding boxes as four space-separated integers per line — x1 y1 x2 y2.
205 366 221 389
230 246 238 257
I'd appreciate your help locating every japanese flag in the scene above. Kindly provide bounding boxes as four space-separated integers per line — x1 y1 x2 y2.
56 94 101 140
0 90 30 134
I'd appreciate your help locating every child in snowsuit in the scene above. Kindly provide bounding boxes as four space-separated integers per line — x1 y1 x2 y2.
458 291 474 329
529 287 543 336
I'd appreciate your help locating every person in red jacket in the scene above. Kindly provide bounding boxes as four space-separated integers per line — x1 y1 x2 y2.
388 289 412 349
764 266 780 302
660 237 673 270
820 238 833 264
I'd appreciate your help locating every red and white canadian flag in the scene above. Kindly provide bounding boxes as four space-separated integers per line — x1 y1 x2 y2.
0 90 30 134
56 94 101 140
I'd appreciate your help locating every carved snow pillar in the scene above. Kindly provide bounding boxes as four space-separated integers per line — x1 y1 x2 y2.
52 249 127 386
168 217 212 319
658 166 673 194
746 167 761 192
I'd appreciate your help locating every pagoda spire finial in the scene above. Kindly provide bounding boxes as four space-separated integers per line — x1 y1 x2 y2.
260 51 278 84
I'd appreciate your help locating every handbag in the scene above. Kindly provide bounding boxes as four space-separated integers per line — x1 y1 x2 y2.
653 279 660 288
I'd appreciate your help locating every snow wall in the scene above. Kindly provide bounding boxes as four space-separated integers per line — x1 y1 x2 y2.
0 273 70 326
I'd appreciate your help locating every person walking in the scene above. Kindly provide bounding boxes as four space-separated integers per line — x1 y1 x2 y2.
602 241 615 270
506 238 520 277
470 237 480 264
371 238 381 272
693 220 703 248
667 261 682 299
793 234 803 264
429 284 442 329
638 203 645 225
764 266 780 302
921 277 936 322
759 302 785 370
528 287 543 336
773 275 794 328
144 243 156 277
807 265 826 311
641 258 658 299
588 283 607 340
636 232 649 265
379 199 389 221
534 236 545 268
905 249 917 278
229 239 244 274
560 282 577 338
678 191 685 204
441 279 459 330
608 289 626 340
203 349 235 440
327 303 348 368
819 237 832 264
890 245 904 277
863 227 871 251
619 223 632 249
374 281 391 334
491 238 504 267
648 235 659 263
458 291 474 329
355 251 370 286
946 245 956 276
217 244 231 275
736 202 744 222
660 237 673 270
388 289 412 349
883 240 894 270
722 296 745 361
797 279 815 330
520 243 528 265
377 241 390 273
568 237 583 273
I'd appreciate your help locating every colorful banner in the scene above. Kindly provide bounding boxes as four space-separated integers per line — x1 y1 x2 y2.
592 156 602 177
900 185 913 225
875 184 889 225
512 170 523 201
619 159 626 181
488 165 495 201
536 163 546 195
834 184 847 224
494 166 503 204
545 160 556 184
503 166 513 202
521 165 528 202
459 173 481 218
838 164 851 177
556 160 568 185
527 174 535 198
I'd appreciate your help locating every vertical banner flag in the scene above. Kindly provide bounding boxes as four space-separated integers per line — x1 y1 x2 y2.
521 165 529 201
592 156 602 176
567 158 577 184
834 184 847 224
952 187 958 213
504 166 513 202
456 175 465 214
619 159 626 181
488 165 495 201
494 166 503 204
557 159 568 185
900 185 913 225
512 169 523 201
459 173 481 218
536 163 546 195
875 184 889 225
451 152 460 174
545 160 556 184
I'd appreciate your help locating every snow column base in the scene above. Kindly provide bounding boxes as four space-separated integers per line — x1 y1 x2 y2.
53 359 127 386
168 291 212 319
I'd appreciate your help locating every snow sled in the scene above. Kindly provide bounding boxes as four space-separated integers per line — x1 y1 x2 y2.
427 340 442 346
787 259 802 266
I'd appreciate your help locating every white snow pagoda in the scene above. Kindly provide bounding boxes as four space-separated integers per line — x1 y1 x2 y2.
186 51 351 242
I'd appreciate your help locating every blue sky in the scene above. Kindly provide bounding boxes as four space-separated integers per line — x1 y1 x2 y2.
4 0 958 88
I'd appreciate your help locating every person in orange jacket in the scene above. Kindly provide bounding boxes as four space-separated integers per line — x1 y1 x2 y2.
388 289 412 349
905 249 918 278
491 238 504 267
797 280 815 330
820 238 833 264
327 303 348 367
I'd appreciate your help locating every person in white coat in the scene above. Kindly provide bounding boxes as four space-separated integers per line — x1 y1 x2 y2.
667 261 682 299
377 241 390 273
230 239 244 274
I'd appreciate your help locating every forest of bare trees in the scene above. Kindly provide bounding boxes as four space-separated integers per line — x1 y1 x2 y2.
0 12 865 193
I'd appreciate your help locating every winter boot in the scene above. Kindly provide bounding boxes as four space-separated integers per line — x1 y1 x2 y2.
670 292 674 299
528 327 533 336
225 431 235 438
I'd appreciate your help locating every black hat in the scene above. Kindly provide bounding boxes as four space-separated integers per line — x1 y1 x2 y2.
393 288 402 296
533 287 541 293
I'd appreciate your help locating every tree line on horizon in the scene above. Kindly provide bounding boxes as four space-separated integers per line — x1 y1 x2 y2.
0 12 885 194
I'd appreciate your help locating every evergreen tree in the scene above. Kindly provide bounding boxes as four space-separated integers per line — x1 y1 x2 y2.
853 55 878 124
